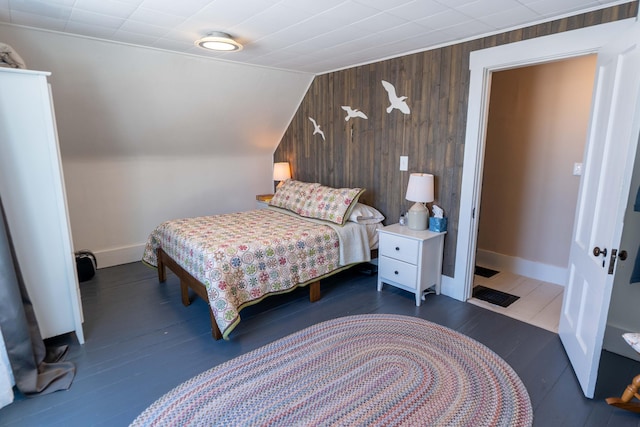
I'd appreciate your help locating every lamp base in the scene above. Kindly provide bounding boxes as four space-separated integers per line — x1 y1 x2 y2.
407 202 428 230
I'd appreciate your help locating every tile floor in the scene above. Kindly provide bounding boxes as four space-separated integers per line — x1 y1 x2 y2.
468 268 564 333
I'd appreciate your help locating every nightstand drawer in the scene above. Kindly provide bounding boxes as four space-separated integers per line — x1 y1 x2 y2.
379 233 420 264
378 256 417 288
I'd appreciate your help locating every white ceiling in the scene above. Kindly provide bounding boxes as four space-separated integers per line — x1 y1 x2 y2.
0 0 631 74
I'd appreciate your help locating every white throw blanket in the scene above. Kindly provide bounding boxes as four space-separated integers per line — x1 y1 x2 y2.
267 207 371 266
329 220 371 265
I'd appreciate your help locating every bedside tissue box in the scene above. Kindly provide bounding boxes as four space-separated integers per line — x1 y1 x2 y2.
429 217 447 232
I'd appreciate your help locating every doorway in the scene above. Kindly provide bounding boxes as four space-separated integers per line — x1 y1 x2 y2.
453 18 636 301
455 18 640 398
468 55 598 332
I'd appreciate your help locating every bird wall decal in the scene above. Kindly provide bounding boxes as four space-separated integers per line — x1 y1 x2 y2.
341 106 368 121
308 117 326 141
381 80 410 115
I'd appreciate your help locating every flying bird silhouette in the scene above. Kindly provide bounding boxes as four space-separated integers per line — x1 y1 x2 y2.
381 80 410 115
308 117 325 141
341 106 368 121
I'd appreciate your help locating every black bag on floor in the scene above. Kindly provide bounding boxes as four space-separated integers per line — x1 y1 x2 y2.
75 250 97 282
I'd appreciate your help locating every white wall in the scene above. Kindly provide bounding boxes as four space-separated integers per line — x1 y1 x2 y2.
63 155 274 267
0 24 313 267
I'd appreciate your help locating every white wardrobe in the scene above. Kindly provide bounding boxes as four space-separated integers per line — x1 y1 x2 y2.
0 68 84 344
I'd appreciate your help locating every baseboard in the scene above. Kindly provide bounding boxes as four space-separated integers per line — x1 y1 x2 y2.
604 324 640 362
476 249 567 286
94 244 146 268
440 275 459 300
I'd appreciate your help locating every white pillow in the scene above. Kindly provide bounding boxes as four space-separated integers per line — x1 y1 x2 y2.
348 203 385 224
623 333 640 354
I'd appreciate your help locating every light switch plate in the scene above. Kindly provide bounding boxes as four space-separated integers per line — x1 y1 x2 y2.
573 162 583 176
400 156 408 171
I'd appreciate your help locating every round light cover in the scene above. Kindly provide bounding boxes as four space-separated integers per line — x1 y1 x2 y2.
195 32 243 52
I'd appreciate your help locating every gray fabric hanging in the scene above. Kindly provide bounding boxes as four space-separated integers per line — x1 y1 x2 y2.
0 196 75 396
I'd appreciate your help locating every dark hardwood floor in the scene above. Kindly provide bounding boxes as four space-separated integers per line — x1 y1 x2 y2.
1 262 639 426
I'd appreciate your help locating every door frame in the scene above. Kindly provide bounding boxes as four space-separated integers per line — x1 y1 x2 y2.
454 18 637 302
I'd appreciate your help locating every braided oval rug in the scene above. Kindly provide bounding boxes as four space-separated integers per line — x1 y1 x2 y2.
131 314 533 427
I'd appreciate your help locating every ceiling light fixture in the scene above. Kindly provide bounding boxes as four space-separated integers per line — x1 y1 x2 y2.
195 32 243 52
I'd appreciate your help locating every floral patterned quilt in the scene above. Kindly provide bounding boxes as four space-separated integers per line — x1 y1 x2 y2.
143 208 348 338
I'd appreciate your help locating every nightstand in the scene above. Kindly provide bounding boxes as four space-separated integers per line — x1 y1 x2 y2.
377 223 446 306
255 194 273 209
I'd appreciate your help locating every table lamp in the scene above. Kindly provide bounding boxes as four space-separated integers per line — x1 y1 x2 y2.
273 162 291 189
405 173 434 230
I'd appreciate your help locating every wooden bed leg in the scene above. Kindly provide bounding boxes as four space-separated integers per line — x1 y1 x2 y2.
309 281 321 302
156 248 166 282
155 246 223 340
180 280 191 306
209 310 222 340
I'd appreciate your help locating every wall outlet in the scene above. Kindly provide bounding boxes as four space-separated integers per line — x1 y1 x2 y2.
400 156 408 171
573 162 583 176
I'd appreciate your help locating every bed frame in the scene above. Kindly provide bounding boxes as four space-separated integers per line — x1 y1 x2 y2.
156 247 321 340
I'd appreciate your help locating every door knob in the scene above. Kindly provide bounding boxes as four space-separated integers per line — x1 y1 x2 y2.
593 247 607 257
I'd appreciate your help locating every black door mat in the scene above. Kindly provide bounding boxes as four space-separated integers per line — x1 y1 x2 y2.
475 266 499 278
472 285 520 308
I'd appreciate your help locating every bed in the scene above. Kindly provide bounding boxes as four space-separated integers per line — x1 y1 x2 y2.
142 180 384 340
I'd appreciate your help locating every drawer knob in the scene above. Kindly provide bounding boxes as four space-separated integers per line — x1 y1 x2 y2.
394 270 399 275
395 247 400 251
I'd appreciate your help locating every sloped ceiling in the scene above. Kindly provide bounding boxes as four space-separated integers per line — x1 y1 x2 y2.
0 1 633 158
0 23 313 158
0 0 630 74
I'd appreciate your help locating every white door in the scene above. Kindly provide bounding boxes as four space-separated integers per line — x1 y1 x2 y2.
559 22 640 399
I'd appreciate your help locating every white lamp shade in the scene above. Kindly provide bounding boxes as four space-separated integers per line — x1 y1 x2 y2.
273 162 292 181
405 173 434 203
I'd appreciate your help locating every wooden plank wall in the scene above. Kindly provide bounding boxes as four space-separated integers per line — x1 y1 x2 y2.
274 2 638 277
